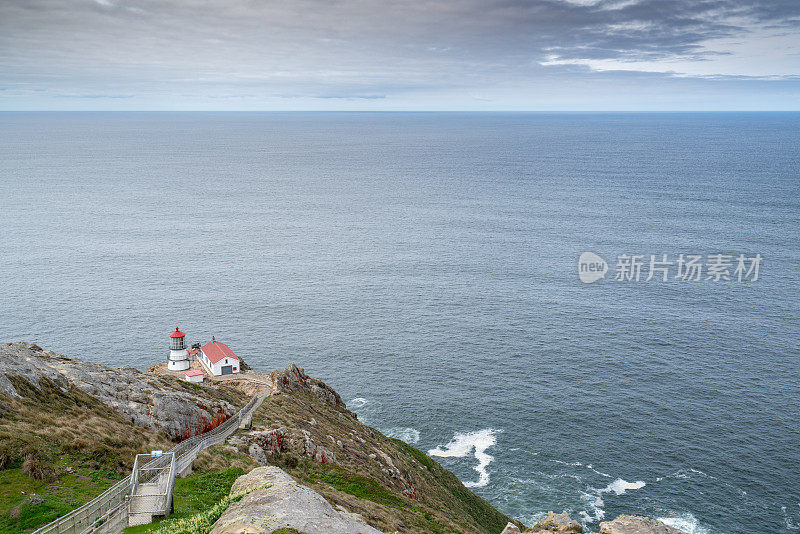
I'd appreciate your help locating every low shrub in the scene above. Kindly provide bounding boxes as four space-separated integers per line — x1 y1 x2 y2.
21 453 55 482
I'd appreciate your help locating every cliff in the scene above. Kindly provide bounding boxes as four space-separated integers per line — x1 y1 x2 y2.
1 342 247 441
0 343 519 533
0 342 686 534
235 363 517 533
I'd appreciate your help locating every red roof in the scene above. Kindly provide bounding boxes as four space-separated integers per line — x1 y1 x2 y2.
169 327 186 338
184 370 204 377
201 340 239 364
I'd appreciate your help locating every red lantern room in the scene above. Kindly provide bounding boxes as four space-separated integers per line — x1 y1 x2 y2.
169 327 186 350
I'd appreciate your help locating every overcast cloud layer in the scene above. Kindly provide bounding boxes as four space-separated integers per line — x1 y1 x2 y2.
1 0 799 110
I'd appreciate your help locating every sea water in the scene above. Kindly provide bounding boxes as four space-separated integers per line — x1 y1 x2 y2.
1 112 798 533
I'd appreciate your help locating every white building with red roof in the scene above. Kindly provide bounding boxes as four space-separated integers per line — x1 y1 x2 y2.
183 369 204 383
199 337 240 376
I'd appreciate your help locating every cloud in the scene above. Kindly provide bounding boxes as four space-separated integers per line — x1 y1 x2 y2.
0 0 798 109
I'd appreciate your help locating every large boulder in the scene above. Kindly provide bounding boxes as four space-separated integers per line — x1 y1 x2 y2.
531 511 582 532
598 515 687 534
0 342 238 440
210 466 381 534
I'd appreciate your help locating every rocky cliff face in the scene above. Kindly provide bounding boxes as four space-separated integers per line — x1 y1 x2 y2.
500 511 687 534
269 362 349 409
0 342 245 440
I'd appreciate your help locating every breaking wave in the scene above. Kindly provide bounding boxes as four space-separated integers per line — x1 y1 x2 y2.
428 429 500 488
605 478 646 495
580 478 647 522
346 398 420 444
384 427 421 444
657 512 711 534
348 397 368 409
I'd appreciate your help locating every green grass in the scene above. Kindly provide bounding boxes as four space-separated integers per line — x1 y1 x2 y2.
389 438 438 471
390 437 513 533
133 486 254 534
0 466 119 533
122 467 246 534
0 373 175 533
317 467 406 509
283 454 406 510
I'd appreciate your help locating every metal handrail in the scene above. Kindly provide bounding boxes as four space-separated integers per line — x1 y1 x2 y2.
32 392 266 534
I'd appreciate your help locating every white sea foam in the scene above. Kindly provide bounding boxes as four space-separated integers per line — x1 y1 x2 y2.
348 397 368 409
657 512 711 534
781 505 800 530
580 491 606 522
384 427 421 444
586 464 612 478
580 478 647 522
554 459 583 467
604 478 646 495
428 429 500 488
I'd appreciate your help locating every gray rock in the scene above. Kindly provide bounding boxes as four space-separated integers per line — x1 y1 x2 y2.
531 511 582 533
0 342 68 397
248 443 268 466
599 515 687 534
0 342 237 441
302 430 337 464
252 426 290 454
210 466 381 534
501 522 522 534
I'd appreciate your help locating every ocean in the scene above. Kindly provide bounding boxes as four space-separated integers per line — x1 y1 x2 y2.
1 112 798 533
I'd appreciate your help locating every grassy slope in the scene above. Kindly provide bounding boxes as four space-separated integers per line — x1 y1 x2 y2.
0 372 248 534
0 377 174 533
252 391 521 534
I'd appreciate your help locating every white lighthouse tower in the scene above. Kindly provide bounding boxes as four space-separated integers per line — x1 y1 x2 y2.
167 327 190 372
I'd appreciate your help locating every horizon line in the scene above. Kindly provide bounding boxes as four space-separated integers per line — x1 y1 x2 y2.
2 109 800 113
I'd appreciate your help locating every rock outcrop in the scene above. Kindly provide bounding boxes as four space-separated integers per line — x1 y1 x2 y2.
0 342 240 440
597 515 686 534
270 362 350 410
501 522 522 534
210 466 381 534
530 511 583 532
505 511 684 534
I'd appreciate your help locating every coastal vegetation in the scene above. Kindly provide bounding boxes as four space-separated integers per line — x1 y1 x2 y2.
248 388 518 533
0 343 689 534
0 374 173 533
0 343 520 533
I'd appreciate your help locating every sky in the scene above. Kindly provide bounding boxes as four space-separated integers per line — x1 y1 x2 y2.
1 0 799 110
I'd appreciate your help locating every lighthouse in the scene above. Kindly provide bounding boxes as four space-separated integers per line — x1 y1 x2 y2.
167 327 190 371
